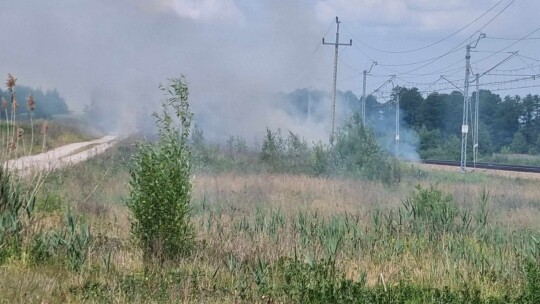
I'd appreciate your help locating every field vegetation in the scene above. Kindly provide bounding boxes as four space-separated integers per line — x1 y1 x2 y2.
1 77 540 303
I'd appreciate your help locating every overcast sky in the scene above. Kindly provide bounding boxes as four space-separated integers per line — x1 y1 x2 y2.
0 0 538 140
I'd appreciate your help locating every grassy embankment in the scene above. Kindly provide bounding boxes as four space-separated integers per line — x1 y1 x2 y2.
0 117 98 159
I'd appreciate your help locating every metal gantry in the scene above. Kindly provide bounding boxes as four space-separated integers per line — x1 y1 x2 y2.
460 33 485 172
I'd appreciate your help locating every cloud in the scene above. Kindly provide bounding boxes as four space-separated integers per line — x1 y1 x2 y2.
314 0 500 30
315 0 410 26
145 0 244 23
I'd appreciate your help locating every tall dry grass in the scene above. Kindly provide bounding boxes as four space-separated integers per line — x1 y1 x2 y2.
3 154 538 302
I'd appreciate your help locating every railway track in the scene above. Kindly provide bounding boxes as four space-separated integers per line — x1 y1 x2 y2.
420 159 540 174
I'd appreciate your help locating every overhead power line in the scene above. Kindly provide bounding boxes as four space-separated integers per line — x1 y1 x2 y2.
486 36 540 41
398 0 516 76
342 0 515 76
347 0 509 54
473 27 540 65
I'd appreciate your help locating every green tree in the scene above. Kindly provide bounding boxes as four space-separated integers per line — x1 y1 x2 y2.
511 131 529 154
421 92 446 131
0 86 69 119
127 77 195 263
520 95 539 144
398 87 424 128
417 125 442 159
492 95 521 151
478 122 494 156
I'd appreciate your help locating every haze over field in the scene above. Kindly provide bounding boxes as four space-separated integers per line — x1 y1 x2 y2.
1 0 538 142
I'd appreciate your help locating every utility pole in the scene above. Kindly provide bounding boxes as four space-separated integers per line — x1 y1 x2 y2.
473 73 480 169
323 16 352 144
460 33 485 172
362 61 377 125
395 93 400 158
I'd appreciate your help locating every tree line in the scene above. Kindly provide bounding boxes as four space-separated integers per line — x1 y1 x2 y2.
284 88 540 159
0 86 69 119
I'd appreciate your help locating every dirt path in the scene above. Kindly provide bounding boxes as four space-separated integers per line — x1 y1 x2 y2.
4 135 117 176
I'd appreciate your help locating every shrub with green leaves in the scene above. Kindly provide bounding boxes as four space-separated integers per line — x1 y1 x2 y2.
333 113 400 184
401 185 459 234
127 77 195 263
312 141 328 177
261 129 311 173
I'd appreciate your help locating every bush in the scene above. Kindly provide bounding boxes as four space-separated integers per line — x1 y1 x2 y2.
260 129 311 174
126 77 195 263
260 128 282 167
402 185 459 234
333 113 400 184
312 141 328 177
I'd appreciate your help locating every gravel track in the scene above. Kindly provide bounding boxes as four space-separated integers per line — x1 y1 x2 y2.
4 135 117 176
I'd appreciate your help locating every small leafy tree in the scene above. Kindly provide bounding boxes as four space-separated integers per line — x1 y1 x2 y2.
127 77 195 263
333 113 400 184
312 141 328 177
261 128 283 167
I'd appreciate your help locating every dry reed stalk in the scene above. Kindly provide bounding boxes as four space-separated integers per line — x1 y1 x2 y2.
41 120 48 153
1 97 6 151
11 97 17 144
6 74 16 91
5 74 17 160
26 94 35 156
16 127 24 155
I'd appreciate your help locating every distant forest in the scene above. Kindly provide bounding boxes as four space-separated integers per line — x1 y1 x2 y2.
0 86 69 119
283 88 540 160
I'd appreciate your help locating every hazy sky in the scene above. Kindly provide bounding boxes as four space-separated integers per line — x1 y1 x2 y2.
0 0 538 140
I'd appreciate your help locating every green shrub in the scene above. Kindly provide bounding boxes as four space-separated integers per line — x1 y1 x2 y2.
402 185 459 234
126 77 195 263
266 257 367 303
261 128 284 168
312 141 328 177
333 113 400 184
260 129 311 174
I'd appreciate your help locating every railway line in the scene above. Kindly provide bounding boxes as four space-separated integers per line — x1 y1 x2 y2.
420 159 540 174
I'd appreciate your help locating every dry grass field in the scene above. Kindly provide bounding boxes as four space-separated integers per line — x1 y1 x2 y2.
2 140 539 303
